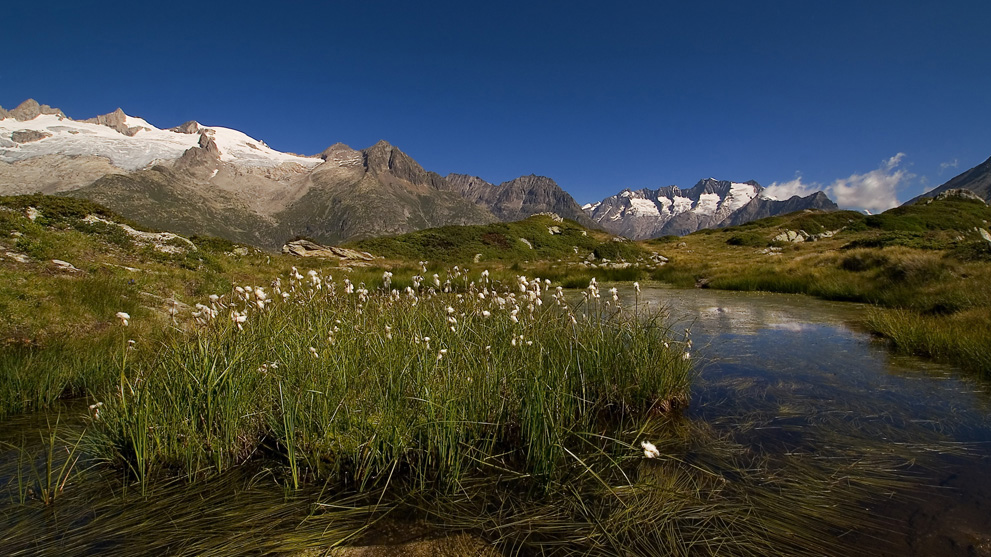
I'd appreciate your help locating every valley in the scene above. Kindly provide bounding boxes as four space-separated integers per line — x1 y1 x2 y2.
2 101 991 556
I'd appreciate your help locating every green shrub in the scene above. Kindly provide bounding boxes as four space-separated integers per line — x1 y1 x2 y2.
726 232 767 247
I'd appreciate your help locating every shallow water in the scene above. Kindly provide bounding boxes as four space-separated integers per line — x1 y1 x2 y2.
637 287 991 556
3 287 991 555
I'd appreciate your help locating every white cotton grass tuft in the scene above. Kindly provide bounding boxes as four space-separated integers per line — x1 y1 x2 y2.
641 441 660 459
115 312 130 326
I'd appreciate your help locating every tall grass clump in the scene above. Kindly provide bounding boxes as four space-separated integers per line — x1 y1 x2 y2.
865 307 991 375
92 268 693 491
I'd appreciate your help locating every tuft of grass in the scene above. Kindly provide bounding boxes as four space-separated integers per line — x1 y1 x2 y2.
865 307 991 374
91 270 693 491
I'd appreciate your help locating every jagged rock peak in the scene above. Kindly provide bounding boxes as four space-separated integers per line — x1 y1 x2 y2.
81 108 146 137
0 105 11 119
197 131 221 156
317 143 363 168
361 140 429 183
691 177 762 195
446 173 494 195
319 142 355 159
170 120 201 134
9 99 66 121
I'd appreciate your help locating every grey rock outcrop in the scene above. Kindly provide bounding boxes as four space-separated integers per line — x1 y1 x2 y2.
443 173 595 227
82 214 196 253
907 156 991 205
8 99 65 121
0 105 10 119
82 108 148 136
197 132 221 156
170 121 201 134
282 239 374 260
10 130 52 143
51 259 81 272
931 188 986 204
318 143 364 166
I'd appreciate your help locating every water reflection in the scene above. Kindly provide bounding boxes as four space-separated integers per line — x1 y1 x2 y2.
636 286 991 556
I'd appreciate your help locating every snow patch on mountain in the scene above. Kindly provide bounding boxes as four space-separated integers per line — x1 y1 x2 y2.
695 193 721 216
628 197 660 217
727 182 759 210
672 196 693 213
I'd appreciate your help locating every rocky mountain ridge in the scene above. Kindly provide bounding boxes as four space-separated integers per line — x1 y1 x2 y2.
582 178 837 239
3 98 840 247
443 173 596 227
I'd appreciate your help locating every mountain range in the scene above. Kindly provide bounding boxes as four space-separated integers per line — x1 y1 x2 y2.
7 98 955 249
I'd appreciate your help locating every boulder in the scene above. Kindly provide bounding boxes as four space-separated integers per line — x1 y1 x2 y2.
3 251 31 263
51 259 81 272
931 189 987 205
83 214 196 254
772 230 807 243
282 239 374 261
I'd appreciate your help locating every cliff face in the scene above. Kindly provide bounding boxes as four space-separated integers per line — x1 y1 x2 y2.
444 173 596 227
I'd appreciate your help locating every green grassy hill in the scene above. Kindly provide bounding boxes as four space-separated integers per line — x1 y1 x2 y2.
349 214 647 264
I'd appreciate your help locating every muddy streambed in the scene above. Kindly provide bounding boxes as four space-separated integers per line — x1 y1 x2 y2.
2 286 990 555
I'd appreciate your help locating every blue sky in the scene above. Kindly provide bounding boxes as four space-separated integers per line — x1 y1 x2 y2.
3 0 989 210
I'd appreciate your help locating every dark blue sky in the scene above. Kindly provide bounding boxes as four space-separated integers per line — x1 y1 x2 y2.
3 0 989 209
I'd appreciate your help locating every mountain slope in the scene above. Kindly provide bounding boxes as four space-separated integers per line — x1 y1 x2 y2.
277 141 498 245
906 155 991 205
719 191 838 227
443 173 597 228
1 101 496 247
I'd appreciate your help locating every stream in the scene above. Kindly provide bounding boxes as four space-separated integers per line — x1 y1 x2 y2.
639 286 991 556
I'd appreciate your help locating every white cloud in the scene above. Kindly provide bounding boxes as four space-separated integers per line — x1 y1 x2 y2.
939 158 959 174
763 173 820 200
766 153 913 213
827 153 911 213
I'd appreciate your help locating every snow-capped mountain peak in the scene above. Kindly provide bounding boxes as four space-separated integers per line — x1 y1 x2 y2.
583 178 836 239
0 102 321 171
